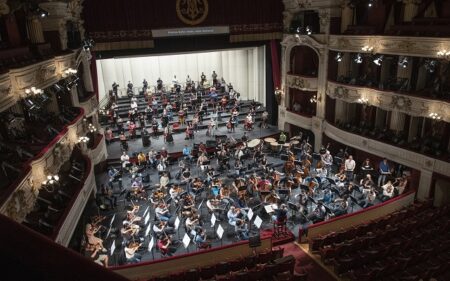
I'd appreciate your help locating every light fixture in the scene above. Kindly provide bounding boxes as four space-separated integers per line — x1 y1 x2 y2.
429 112 441 120
398 56 409 68
368 0 374 7
437 49 450 60
42 174 59 192
373 55 384 66
24 87 43 96
88 123 97 133
78 136 90 143
63 68 78 77
354 53 363 64
335 52 343 62
306 26 312 35
358 97 369 105
361 45 373 52
424 59 437 73
310 95 318 103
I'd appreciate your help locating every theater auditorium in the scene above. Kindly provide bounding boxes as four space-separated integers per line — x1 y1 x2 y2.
0 0 449 280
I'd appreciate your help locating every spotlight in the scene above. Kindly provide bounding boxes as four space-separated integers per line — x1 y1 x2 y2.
368 0 374 7
335 52 343 62
354 53 363 64
373 55 384 66
424 59 437 73
306 26 312 35
398 56 409 68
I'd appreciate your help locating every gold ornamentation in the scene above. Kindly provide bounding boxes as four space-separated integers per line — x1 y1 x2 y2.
390 96 412 111
176 0 209 26
331 86 349 99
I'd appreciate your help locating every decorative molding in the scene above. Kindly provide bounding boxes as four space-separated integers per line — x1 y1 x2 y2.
286 74 317 91
3 174 38 223
0 0 9 16
326 81 450 122
329 35 450 58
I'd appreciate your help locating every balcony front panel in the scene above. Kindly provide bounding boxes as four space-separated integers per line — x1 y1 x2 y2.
324 121 449 175
79 93 98 116
286 74 318 91
329 35 450 58
326 81 450 122
284 108 313 130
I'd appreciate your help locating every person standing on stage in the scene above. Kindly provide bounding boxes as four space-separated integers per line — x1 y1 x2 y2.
178 108 186 126
262 111 269 129
344 155 356 182
378 158 391 187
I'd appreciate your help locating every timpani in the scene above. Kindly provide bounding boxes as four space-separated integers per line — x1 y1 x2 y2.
247 139 262 150
282 143 291 152
290 140 300 148
271 142 280 152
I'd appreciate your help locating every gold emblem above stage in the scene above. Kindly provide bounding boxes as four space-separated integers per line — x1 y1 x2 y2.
176 0 209 26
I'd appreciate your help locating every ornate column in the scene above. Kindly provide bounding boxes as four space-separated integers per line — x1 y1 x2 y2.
0 0 10 16
318 9 330 34
408 116 421 141
26 15 45 44
40 2 71 51
81 54 94 92
396 58 413 91
417 169 432 200
335 99 348 123
403 0 422 22
389 111 406 132
340 0 354 33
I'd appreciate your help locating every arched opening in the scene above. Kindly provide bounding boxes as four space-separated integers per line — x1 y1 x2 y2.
67 21 81 49
289 45 319 77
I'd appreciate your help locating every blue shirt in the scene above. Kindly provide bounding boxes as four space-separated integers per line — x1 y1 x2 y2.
379 161 390 173
183 147 191 156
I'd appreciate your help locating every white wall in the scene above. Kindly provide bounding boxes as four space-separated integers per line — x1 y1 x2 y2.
96 47 266 105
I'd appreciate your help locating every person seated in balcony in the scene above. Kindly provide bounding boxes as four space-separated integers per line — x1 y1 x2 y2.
292 101 301 113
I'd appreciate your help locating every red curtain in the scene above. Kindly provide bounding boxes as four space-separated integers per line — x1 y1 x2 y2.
270 40 281 89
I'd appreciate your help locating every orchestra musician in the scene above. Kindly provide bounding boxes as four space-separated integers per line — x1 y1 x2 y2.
84 243 109 267
381 180 395 201
157 235 178 256
378 158 391 187
155 202 171 221
85 216 107 250
195 228 212 249
125 241 142 264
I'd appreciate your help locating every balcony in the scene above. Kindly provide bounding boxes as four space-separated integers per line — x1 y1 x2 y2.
0 107 85 220
328 35 450 59
281 107 313 131
326 81 450 123
323 121 450 174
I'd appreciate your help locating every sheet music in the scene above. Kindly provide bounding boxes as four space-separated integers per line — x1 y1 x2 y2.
210 213 217 227
144 213 150 225
271 203 278 210
264 205 274 213
110 240 116 256
247 208 254 221
254 216 263 229
148 237 154 252
174 216 180 230
182 233 191 248
216 224 224 239
145 224 151 237
143 206 150 217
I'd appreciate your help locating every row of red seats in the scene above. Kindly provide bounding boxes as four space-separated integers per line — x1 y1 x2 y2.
325 205 450 280
309 201 432 252
143 248 300 281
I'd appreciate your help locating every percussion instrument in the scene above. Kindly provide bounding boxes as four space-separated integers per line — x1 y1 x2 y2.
264 137 276 144
248 139 261 149
290 140 300 146
271 142 280 152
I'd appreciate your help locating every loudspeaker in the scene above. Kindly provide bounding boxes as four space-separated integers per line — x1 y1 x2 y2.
249 234 261 248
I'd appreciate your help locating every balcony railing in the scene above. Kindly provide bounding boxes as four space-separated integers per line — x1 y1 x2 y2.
323 121 450 174
326 81 450 123
286 73 318 91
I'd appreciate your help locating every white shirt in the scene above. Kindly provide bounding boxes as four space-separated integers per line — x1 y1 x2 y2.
121 154 130 163
160 175 169 187
344 159 356 171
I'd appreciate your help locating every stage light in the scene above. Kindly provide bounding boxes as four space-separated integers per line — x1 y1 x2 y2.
398 56 409 68
354 53 363 64
335 52 343 62
373 55 384 66
424 59 437 73
306 26 312 35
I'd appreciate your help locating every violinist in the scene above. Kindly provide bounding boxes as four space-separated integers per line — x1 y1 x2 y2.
394 174 408 195
121 221 140 243
227 206 241 226
185 213 200 233
360 174 374 190
126 205 141 224
265 191 280 204
85 216 106 250
125 241 142 264
153 220 175 236
85 243 109 267
160 172 169 190
220 186 231 199
150 189 165 207
155 203 171 221
197 153 209 172
157 235 177 256
194 228 212 249
191 177 203 193
381 180 394 201
169 184 182 204
180 195 195 217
